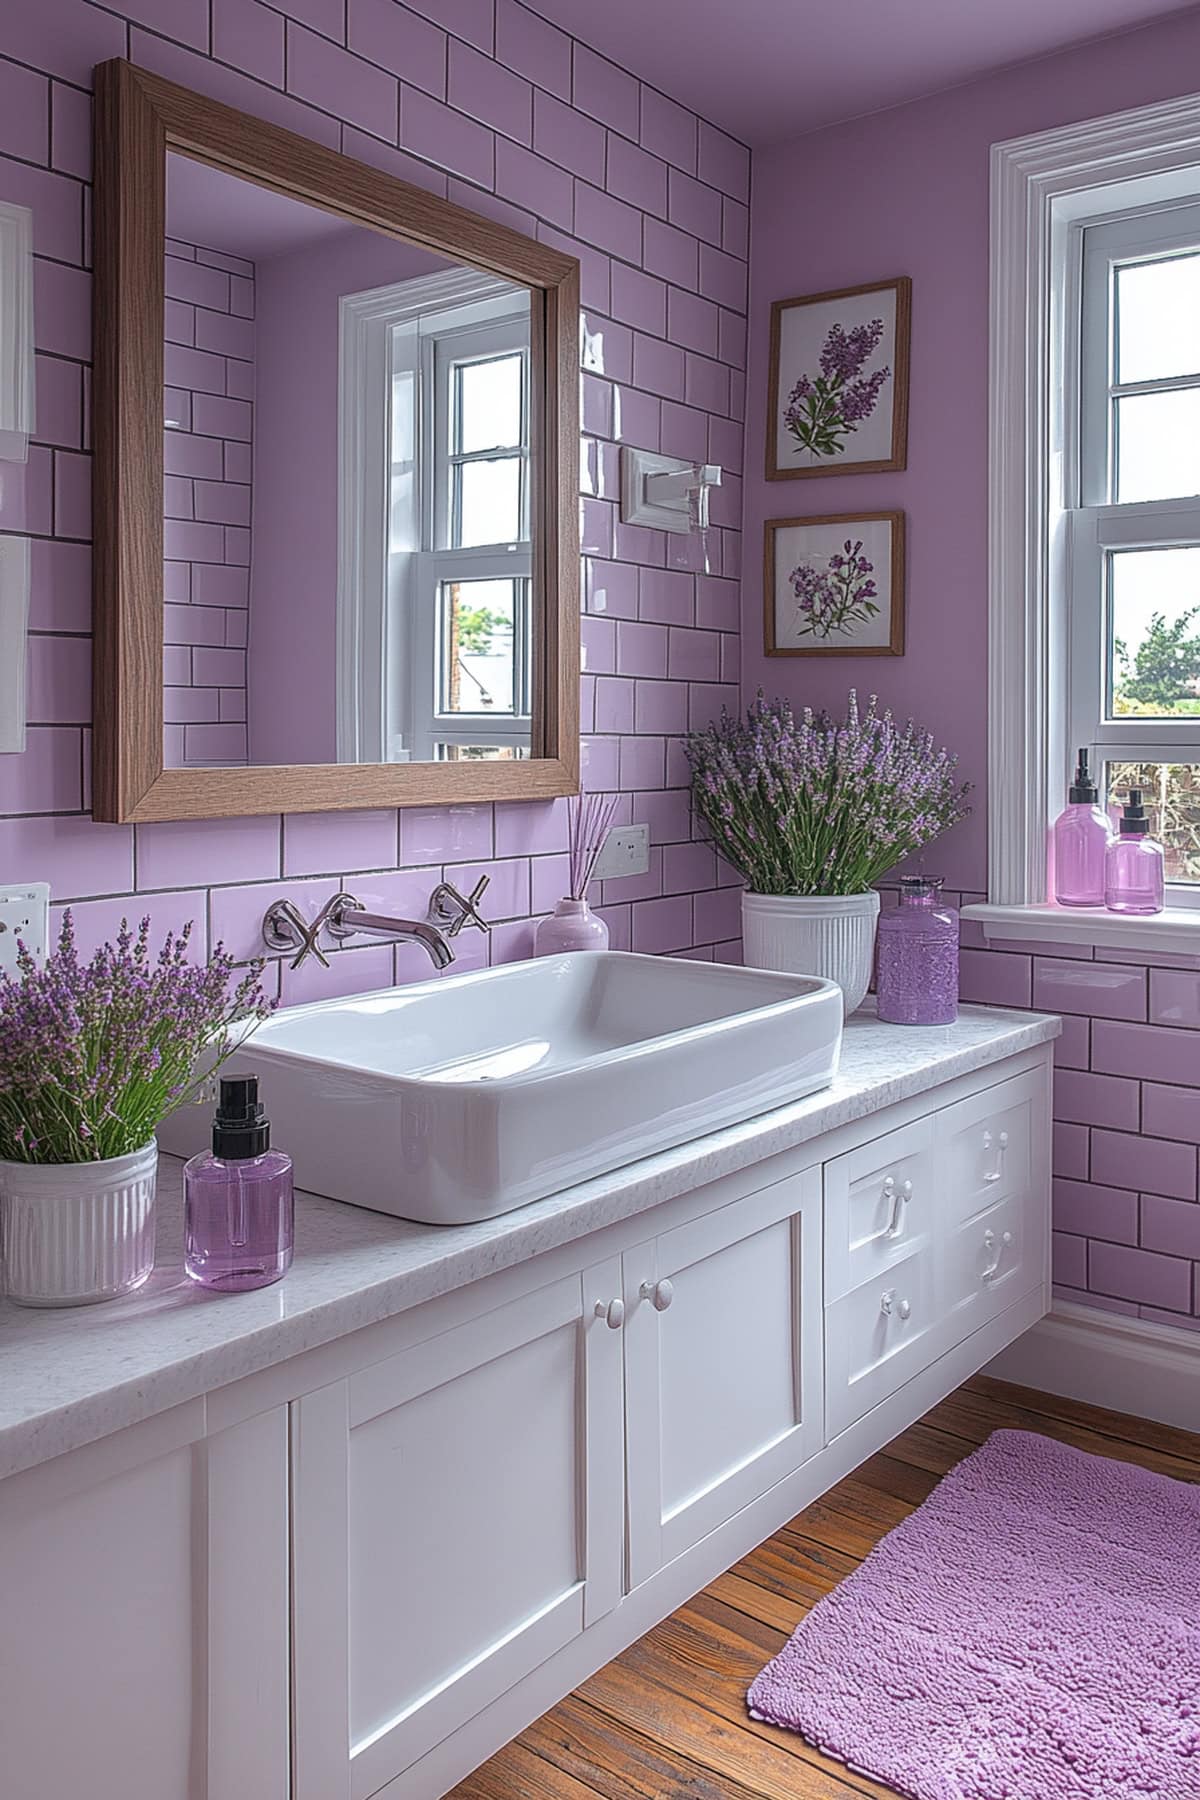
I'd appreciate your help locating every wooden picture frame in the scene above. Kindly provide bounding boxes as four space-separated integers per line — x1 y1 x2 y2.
765 277 910 481
764 511 905 657
92 59 580 823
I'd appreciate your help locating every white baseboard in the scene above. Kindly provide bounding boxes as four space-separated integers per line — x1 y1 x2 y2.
986 1301 1200 1435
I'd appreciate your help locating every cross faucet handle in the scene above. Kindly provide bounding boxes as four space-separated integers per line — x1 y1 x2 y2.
261 898 331 970
430 875 491 939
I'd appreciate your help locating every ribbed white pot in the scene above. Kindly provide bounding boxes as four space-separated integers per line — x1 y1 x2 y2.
742 891 881 1014
0 1141 157 1308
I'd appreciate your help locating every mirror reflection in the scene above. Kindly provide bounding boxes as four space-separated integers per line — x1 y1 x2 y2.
162 153 534 769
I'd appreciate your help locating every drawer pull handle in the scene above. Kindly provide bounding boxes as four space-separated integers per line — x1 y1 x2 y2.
882 1176 913 1239
982 1129 1010 1184
640 1278 675 1312
982 1229 1013 1283
880 1288 912 1322
594 1297 625 1329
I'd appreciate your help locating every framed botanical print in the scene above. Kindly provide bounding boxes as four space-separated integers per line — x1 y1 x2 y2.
764 511 905 657
766 277 910 480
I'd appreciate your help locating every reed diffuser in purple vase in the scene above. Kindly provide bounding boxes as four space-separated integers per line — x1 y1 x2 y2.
876 877 959 1026
535 792 619 956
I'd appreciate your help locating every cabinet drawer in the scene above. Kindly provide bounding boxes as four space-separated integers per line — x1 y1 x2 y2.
944 1187 1037 1337
935 1071 1039 1228
824 1244 939 1439
824 1116 935 1302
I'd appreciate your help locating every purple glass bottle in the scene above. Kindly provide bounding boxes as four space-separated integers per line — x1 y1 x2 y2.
876 877 959 1026
1053 748 1111 907
1104 789 1165 916
184 1075 294 1292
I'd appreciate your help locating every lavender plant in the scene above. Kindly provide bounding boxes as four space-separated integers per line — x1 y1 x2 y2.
784 319 890 460
686 691 970 897
0 913 275 1165
791 539 880 639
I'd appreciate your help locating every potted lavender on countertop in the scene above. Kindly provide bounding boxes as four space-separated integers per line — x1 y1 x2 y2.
534 792 620 957
686 692 970 1012
0 913 273 1308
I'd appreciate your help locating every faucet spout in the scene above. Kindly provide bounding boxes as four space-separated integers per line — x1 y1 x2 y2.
327 897 455 969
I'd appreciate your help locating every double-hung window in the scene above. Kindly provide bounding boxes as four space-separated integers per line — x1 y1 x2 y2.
407 312 532 762
1069 200 1200 894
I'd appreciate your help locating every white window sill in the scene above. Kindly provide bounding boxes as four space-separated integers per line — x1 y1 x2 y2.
962 902 1200 955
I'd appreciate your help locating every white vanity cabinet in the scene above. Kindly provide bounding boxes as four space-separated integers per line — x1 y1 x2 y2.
621 1166 823 1587
0 1401 290 1800
0 1022 1056 1800
289 1262 626 1800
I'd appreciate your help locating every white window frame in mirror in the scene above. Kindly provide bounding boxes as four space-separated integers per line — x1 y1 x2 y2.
966 88 1200 951
0 200 34 463
336 269 531 764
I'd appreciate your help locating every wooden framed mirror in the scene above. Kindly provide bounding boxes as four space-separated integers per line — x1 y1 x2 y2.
92 59 579 823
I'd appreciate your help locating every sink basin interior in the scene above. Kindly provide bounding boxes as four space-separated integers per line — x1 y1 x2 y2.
248 953 830 1085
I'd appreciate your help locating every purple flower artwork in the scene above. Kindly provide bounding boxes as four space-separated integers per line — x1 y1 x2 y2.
790 538 879 639
784 319 891 461
766 513 905 658
767 280 909 481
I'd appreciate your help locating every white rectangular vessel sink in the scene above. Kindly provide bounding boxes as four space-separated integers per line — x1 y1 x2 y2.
210 953 844 1224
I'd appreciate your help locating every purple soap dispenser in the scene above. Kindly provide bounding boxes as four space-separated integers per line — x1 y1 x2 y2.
184 1075 294 1292
1104 789 1165 916
1053 749 1111 907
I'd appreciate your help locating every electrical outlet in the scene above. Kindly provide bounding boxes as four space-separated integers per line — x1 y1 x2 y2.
0 883 50 975
594 824 650 881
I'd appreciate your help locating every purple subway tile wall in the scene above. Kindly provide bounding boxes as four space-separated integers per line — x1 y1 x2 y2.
1 0 748 1000
162 236 254 766
888 885 1200 1331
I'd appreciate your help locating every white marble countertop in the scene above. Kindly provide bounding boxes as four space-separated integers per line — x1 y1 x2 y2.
0 1003 1058 1482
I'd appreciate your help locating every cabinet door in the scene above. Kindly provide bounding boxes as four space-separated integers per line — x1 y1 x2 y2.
290 1262 625 1800
623 1168 822 1590
0 1405 290 1800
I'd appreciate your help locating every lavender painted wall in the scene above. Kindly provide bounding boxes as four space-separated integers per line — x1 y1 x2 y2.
163 234 255 768
0 0 749 1004
743 8 1200 1330
250 226 444 766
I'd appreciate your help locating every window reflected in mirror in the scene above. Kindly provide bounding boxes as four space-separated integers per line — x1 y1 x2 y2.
161 152 535 770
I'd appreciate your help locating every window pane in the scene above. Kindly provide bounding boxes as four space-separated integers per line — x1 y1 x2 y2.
436 743 529 761
1106 760 1200 883
1116 253 1200 384
1108 545 1200 720
455 354 523 454
1115 389 1200 501
454 456 522 548
440 578 517 714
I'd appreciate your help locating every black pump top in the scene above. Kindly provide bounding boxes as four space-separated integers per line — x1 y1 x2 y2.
213 1073 270 1159
1118 789 1152 837
1068 748 1099 804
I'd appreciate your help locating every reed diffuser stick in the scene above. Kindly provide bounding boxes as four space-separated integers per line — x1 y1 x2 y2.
568 792 619 899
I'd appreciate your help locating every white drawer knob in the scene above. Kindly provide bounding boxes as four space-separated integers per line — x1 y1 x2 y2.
640 1278 675 1312
595 1297 625 1329
982 1229 1013 1283
880 1288 912 1322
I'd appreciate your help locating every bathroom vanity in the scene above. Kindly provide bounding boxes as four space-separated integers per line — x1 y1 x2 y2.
0 1005 1056 1800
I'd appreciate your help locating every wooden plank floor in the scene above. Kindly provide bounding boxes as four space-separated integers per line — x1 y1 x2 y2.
451 1377 1200 1799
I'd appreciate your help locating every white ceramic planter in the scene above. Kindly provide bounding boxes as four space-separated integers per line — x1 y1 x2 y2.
741 890 881 1014
0 1141 157 1308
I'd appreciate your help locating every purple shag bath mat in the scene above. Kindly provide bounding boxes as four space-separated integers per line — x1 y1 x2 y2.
748 1428 1200 1799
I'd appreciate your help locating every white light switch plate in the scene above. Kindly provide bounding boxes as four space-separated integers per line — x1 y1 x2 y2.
0 882 50 974
594 823 651 881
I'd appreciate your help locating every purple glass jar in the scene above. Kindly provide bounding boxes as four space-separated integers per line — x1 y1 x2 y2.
876 877 959 1026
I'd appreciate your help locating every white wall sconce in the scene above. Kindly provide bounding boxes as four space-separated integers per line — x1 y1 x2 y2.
0 201 34 463
619 448 722 532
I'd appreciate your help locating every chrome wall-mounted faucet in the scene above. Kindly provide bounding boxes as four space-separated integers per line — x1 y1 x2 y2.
261 876 491 973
